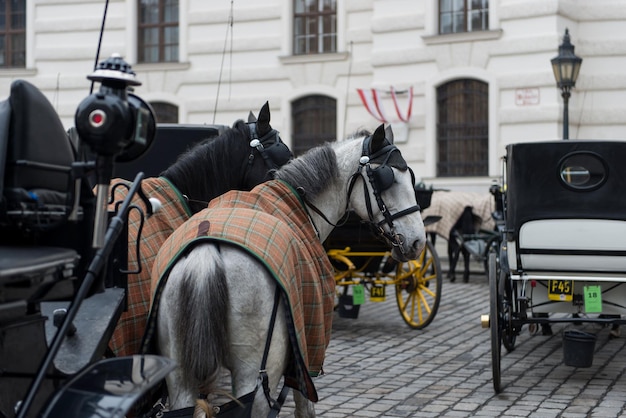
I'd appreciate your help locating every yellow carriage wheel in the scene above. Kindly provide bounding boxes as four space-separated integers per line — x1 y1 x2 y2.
394 240 442 329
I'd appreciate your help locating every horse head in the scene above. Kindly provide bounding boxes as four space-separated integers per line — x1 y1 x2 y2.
243 101 292 188
348 124 426 261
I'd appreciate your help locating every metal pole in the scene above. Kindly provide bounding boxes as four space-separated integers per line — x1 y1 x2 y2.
562 89 570 140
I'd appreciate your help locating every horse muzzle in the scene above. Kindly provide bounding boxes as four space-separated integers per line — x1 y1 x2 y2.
388 234 425 262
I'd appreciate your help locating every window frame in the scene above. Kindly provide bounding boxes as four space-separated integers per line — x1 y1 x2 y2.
291 95 337 156
439 0 489 35
436 79 489 177
0 0 26 68
137 0 179 64
293 0 337 55
150 101 178 124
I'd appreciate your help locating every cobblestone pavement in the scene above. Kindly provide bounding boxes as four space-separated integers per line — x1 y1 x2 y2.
278 256 626 417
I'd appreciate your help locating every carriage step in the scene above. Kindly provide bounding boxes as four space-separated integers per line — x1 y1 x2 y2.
40 355 175 418
42 287 125 375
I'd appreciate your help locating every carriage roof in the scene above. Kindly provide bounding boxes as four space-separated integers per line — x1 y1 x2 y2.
505 140 626 240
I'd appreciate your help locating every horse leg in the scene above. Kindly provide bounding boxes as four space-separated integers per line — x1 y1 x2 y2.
447 234 460 282
462 247 471 283
293 391 316 418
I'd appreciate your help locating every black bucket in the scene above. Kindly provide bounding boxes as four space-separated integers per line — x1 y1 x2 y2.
563 330 596 368
337 294 360 319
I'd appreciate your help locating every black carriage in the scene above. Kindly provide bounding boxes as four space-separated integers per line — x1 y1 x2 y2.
0 56 185 417
324 184 443 329
483 139 626 393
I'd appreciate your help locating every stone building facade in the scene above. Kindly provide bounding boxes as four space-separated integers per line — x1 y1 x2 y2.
1 0 625 191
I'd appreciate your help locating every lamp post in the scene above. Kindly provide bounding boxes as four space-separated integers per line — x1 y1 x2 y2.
551 28 583 140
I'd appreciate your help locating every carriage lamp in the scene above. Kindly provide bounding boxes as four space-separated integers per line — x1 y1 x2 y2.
551 28 583 140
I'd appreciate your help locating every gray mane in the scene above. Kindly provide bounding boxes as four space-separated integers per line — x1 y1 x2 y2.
272 143 338 198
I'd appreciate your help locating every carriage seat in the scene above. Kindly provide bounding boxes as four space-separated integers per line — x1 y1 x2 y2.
0 79 77 231
504 140 626 275
0 80 83 306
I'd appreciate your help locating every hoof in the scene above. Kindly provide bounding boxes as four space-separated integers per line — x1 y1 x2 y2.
541 324 553 336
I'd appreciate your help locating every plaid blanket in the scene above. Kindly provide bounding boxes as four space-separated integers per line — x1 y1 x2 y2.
146 180 335 402
108 177 192 356
421 191 495 239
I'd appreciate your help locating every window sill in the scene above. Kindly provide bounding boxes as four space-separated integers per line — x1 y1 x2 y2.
279 52 349 65
0 68 37 76
422 29 503 45
132 61 191 72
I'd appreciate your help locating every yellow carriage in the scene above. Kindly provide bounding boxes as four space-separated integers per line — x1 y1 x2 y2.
324 185 443 329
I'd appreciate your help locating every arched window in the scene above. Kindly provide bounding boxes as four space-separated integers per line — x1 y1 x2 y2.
150 101 178 123
437 79 488 177
291 95 336 156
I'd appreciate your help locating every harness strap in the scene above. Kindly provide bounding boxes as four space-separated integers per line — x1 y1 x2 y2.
259 285 289 416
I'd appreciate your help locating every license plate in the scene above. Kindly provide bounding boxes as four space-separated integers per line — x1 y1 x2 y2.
548 279 573 302
370 284 386 302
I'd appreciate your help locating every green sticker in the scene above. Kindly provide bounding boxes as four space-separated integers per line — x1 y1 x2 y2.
584 285 602 313
352 284 365 305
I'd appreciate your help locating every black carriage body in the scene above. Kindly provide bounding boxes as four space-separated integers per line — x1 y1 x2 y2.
505 140 626 276
506 140 626 242
113 123 228 179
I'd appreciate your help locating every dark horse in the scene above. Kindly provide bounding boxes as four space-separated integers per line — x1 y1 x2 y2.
447 205 479 283
107 102 292 357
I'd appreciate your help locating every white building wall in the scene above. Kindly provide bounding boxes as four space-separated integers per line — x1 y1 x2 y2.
1 0 626 192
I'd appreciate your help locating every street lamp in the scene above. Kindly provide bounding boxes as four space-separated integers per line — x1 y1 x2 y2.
551 28 583 140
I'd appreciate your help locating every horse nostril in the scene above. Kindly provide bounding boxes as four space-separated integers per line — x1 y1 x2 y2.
413 238 425 253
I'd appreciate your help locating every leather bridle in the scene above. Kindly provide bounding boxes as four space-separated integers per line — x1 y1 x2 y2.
302 134 420 254
246 122 292 175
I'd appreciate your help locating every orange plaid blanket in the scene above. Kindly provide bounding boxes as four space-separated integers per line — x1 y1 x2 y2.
108 177 192 356
146 180 335 402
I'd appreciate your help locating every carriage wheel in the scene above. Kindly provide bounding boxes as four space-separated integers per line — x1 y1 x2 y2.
488 251 502 393
395 240 442 329
500 275 517 353
483 235 501 274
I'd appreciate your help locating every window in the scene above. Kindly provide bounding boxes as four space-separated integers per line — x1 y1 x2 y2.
293 0 336 55
439 0 488 34
150 101 178 123
0 0 26 68
138 0 179 63
291 95 336 156
436 79 488 177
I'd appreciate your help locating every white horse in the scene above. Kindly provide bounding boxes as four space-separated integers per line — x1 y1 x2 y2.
151 124 427 417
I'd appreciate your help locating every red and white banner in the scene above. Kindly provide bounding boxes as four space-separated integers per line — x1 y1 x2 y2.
357 86 413 123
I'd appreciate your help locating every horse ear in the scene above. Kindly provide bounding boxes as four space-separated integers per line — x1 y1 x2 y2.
384 124 394 144
370 124 386 152
248 111 257 123
257 101 271 136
